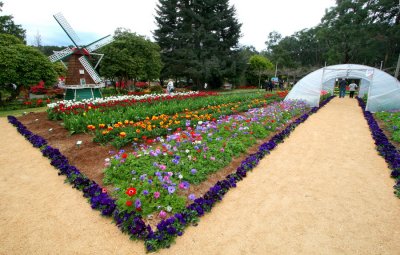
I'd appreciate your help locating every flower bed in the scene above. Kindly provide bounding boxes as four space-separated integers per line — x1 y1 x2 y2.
375 111 400 143
57 92 281 136
91 96 281 148
104 100 310 218
47 91 215 118
357 98 400 197
8 96 334 251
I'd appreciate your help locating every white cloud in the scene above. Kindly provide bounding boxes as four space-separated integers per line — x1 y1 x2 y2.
2 0 335 51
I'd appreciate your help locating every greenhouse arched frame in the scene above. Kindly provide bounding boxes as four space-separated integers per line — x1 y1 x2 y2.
284 64 400 112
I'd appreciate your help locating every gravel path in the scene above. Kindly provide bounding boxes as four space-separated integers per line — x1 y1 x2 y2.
1 97 399 255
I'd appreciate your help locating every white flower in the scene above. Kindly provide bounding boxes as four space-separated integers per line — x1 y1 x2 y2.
48 128 53 132
185 149 190 154
198 121 203 125
166 206 172 212
47 91 200 109
76 140 82 145
104 158 110 162
178 174 183 179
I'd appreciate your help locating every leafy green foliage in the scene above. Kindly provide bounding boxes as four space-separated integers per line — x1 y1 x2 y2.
264 0 400 77
99 28 162 87
0 34 57 104
248 55 274 87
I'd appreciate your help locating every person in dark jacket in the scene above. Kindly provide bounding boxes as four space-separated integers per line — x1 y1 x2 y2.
338 79 347 98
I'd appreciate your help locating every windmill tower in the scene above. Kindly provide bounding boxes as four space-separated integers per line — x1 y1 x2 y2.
49 12 113 100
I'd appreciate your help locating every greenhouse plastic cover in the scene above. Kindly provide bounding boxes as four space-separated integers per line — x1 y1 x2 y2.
284 64 400 112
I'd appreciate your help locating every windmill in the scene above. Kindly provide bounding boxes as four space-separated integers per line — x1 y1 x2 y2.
49 12 113 100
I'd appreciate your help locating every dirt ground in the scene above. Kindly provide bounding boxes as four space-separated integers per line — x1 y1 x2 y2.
1 97 400 254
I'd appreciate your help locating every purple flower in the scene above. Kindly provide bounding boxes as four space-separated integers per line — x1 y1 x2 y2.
172 158 179 164
159 210 167 219
179 181 190 190
191 168 197 174
135 199 141 208
139 174 147 181
188 194 196 201
168 186 176 194
143 190 149 195
155 171 161 176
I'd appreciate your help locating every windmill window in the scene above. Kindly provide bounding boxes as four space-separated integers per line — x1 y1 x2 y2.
79 69 85 74
80 78 86 85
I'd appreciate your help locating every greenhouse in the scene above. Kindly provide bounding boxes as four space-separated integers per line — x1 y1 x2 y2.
285 64 400 112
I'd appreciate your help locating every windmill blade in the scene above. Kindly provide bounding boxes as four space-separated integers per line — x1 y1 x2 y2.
85 35 114 53
89 53 104 69
49 47 73 62
53 12 82 48
79 56 102 84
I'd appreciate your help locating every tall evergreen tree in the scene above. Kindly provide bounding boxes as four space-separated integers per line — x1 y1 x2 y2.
154 0 241 88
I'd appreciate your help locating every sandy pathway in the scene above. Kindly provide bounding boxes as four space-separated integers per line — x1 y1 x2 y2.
1 97 399 255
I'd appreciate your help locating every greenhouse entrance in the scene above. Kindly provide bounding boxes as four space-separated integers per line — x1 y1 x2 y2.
285 64 400 112
333 78 361 98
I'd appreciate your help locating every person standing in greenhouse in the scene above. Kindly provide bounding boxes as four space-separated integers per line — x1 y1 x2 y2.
338 78 347 98
348 81 358 98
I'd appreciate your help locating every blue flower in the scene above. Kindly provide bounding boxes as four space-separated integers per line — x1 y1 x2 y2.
190 168 197 174
140 174 147 181
143 190 149 195
168 186 176 194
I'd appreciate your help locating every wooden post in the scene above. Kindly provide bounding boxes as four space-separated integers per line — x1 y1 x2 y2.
395 52 400 79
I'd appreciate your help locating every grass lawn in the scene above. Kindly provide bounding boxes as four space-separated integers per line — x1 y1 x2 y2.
0 106 47 118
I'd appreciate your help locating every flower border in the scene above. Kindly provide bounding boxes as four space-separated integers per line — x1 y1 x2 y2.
356 98 400 196
7 96 334 252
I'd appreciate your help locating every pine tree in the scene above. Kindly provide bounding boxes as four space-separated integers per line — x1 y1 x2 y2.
154 0 241 88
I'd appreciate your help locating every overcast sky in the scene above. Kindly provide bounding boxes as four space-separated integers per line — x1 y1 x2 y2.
3 0 335 51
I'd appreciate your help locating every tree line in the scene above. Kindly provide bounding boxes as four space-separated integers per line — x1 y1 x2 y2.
263 0 400 81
